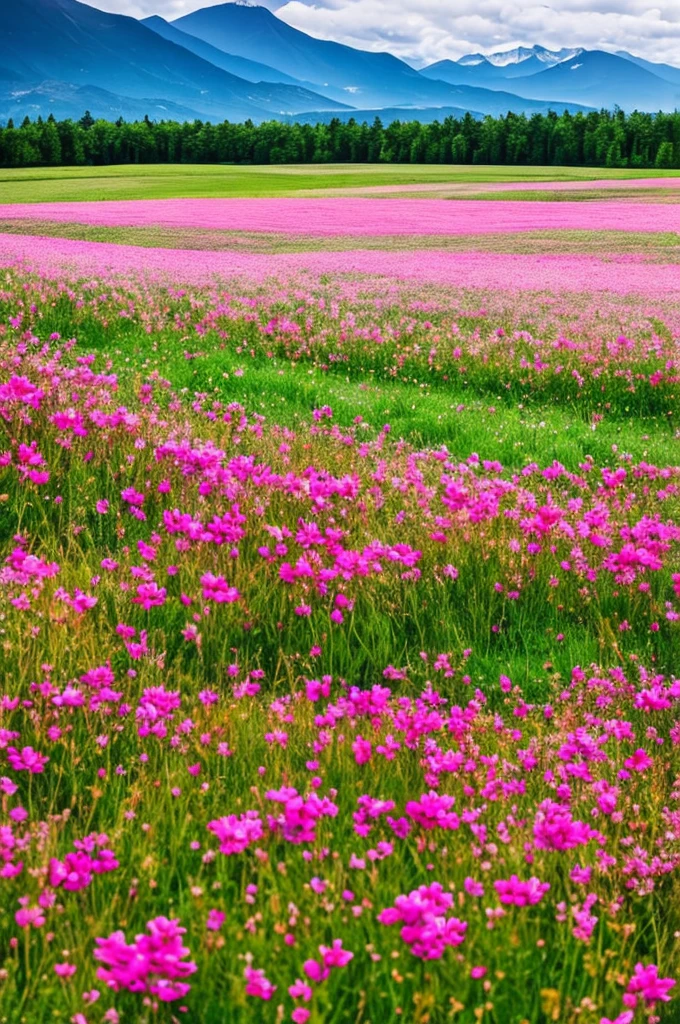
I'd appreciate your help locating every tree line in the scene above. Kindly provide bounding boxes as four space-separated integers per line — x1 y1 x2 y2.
2 108 680 168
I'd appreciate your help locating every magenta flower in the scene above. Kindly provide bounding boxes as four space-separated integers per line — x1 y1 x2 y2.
352 736 372 765
0 375 45 408
95 916 196 1002
71 589 98 614
464 877 485 898
289 979 313 1001
7 746 49 774
378 883 467 960
200 573 240 604
533 799 593 851
54 962 77 978
494 875 550 907
265 787 338 845
207 812 263 855
15 904 46 928
303 958 329 983
320 939 354 968
626 962 676 1005
244 966 276 1000
405 791 459 831
624 748 654 773
132 582 167 609
206 909 225 931
120 488 145 506
49 837 118 892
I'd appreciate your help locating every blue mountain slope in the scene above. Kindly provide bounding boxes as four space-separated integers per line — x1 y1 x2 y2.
616 51 680 88
1 0 350 121
141 14 350 105
174 2 428 108
174 3 592 115
142 16 300 88
0 81 207 122
500 50 680 112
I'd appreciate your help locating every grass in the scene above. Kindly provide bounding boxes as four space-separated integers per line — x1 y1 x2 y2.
1 162 680 204
43 331 679 469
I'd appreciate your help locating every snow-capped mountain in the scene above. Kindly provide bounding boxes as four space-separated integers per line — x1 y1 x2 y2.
422 42 680 111
458 45 582 68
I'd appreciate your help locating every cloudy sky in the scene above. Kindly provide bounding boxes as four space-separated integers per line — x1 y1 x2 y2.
92 0 680 66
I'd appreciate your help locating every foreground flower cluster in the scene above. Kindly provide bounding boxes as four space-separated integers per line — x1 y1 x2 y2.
0 268 678 1024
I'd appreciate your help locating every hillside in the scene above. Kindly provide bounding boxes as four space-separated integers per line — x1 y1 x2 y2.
174 3 592 115
1 0 348 121
508 50 680 112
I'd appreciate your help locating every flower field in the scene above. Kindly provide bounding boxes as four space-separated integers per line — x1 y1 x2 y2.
0 171 679 1024
5 194 680 233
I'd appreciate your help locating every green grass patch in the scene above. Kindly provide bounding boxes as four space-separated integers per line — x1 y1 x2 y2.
2 162 680 203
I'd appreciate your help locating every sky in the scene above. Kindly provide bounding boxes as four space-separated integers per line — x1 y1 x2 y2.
90 0 680 66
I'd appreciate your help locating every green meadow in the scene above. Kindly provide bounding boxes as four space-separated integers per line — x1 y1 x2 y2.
2 161 680 203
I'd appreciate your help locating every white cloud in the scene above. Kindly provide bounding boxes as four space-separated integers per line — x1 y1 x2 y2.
276 0 680 65
89 0 680 66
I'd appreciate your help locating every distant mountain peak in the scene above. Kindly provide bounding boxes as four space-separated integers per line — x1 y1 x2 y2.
224 0 286 8
458 44 583 68
456 53 489 67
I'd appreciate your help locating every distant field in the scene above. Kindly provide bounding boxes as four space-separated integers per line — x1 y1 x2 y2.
2 162 680 203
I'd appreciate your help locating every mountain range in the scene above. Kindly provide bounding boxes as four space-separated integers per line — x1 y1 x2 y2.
455 45 582 69
421 47 680 112
1 0 679 126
